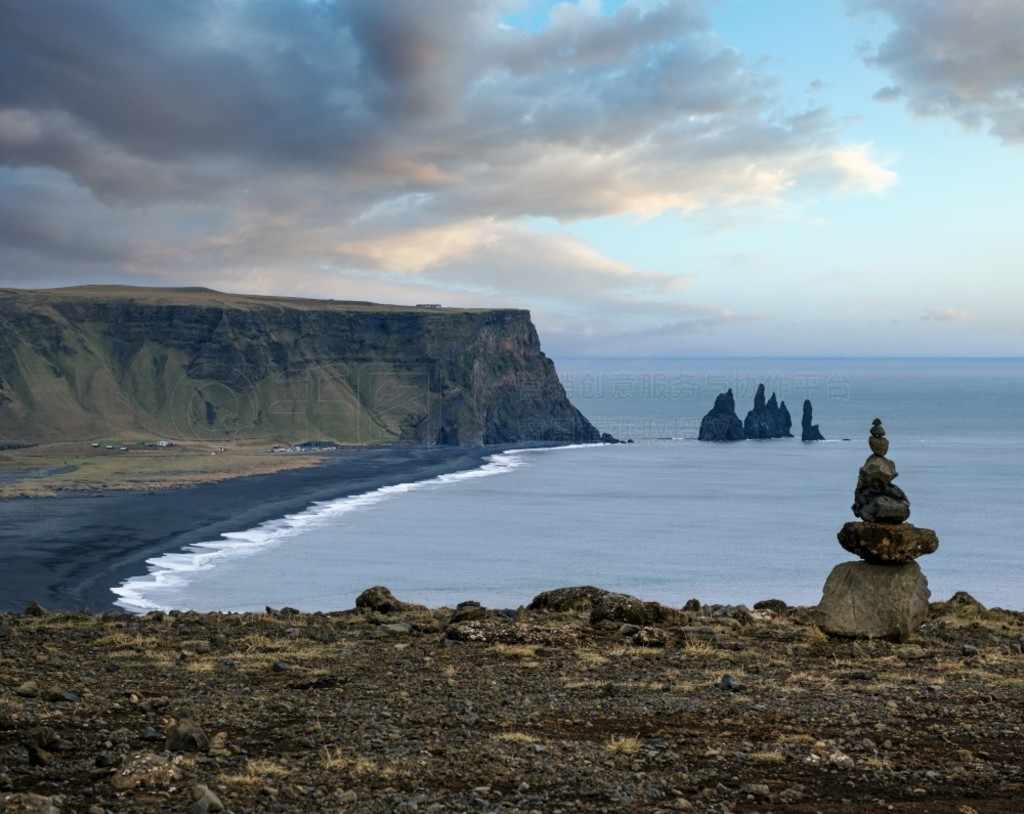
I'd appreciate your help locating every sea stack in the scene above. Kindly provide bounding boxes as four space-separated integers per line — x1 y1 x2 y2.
815 419 939 642
697 384 795 441
743 384 793 439
801 399 825 441
697 389 746 441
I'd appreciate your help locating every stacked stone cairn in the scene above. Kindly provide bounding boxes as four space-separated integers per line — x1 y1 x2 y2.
815 419 939 642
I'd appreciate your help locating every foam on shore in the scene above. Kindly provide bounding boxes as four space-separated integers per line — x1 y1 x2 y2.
112 446 589 613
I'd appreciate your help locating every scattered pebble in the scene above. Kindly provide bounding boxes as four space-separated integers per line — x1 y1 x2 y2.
0 590 1020 812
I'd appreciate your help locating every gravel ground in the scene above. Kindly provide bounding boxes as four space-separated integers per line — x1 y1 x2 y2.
1 589 1022 814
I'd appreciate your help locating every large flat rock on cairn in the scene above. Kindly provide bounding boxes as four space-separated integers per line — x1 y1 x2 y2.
815 561 931 642
837 521 939 564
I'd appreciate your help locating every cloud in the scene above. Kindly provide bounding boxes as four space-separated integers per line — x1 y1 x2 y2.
0 0 896 350
849 0 1024 143
921 306 972 322
535 301 758 356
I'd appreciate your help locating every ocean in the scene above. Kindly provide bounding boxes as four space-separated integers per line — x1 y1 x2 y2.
113 358 1024 613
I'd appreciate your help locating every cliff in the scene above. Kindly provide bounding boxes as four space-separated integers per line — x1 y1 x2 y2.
0 286 603 447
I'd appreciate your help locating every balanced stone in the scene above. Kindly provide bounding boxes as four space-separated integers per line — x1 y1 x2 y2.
818 418 939 641
837 521 939 564
815 561 930 642
868 417 889 454
859 454 898 486
852 419 910 524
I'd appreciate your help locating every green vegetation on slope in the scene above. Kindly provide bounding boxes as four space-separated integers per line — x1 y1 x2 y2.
0 286 601 449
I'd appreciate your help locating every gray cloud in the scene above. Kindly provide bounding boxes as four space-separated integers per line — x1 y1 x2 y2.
0 169 119 262
850 0 1024 143
0 0 894 348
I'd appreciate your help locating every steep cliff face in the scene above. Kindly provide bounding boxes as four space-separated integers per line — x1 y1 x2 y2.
0 286 601 447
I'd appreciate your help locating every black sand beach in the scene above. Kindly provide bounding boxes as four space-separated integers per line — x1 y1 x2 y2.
0 445 504 613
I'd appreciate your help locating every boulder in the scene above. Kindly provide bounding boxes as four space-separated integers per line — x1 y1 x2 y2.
443 618 580 646
853 454 910 523
631 626 668 648
946 590 985 611
448 601 487 625
0 793 63 813
23 602 48 617
528 586 609 612
753 598 789 614
355 586 421 614
801 399 825 441
24 727 62 767
109 752 183 791
588 592 678 627
190 784 225 814
164 710 210 753
698 389 745 441
837 521 938 564
815 561 930 642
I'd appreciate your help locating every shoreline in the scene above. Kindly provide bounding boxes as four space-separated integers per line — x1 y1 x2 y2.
0 444 513 613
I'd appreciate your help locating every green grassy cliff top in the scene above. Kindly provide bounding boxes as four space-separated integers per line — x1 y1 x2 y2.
0 285 516 315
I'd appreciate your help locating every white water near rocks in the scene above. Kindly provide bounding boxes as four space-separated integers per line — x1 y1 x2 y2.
114 358 1024 613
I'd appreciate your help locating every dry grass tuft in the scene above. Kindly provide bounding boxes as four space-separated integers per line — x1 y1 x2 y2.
220 758 292 786
777 733 815 744
608 644 662 658
575 649 609 666
494 731 539 745
488 644 540 659
605 734 643 755
749 750 786 764
681 639 716 656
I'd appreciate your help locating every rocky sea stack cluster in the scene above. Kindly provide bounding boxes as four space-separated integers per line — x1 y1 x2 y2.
698 384 806 442
816 419 940 642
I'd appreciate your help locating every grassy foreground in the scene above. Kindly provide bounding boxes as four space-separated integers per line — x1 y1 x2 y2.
1 590 1022 813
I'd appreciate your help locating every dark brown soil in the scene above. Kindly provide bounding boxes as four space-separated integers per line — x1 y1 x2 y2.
2 594 1022 813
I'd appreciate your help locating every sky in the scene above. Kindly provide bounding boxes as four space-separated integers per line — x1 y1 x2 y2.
1 0 1022 357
